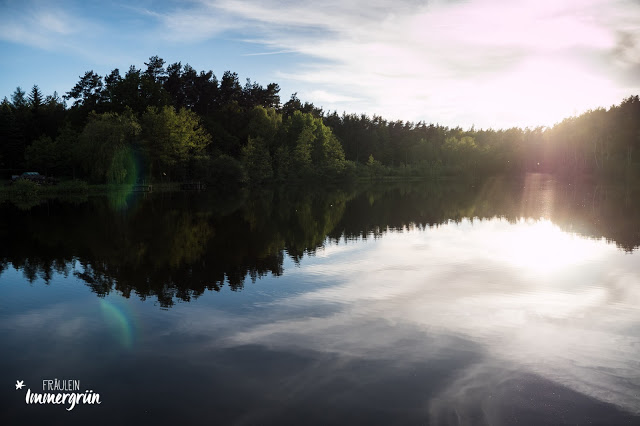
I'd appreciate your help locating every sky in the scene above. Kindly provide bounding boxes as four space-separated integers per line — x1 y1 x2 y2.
1 0 640 128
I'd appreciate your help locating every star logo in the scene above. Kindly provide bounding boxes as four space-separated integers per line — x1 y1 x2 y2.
15 380 24 390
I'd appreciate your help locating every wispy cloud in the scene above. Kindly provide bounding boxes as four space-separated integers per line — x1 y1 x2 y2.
0 8 79 50
304 90 361 104
242 49 297 56
154 10 239 42
152 0 640 127
0 1 128 66
2 0 640 127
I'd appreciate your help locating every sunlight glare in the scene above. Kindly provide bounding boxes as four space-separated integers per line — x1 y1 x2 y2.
500 218 601 274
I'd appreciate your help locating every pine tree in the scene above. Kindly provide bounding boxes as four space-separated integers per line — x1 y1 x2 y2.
11 87 27 108
29 85 43 110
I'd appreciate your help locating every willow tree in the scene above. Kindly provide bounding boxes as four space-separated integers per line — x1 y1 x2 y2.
76 109 141 183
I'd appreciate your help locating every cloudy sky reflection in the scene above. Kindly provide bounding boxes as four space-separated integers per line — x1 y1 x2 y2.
218 219 640 415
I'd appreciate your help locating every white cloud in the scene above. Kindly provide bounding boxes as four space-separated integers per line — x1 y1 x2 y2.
304 90 361 104
0 4 82 50
2 0 639 127
149 5 240 42
242 49 297 56
36 10 76 35
155 0 640 127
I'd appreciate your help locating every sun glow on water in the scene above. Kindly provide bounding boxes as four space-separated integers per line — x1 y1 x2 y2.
498 218 603 274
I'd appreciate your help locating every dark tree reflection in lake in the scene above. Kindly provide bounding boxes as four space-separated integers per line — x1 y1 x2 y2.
1 174 639 425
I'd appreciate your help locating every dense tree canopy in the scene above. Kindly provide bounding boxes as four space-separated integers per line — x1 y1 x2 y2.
0 55 639 185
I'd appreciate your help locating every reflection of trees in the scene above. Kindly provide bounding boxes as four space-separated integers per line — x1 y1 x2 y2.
330 175 640 252
1 175 639 307
0 187 352 307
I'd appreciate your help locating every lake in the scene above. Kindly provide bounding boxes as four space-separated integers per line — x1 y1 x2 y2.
1 173 639 425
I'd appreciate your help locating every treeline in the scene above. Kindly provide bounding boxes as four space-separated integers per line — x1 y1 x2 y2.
0 56 348 185
1 55 639 184
323 96 640 179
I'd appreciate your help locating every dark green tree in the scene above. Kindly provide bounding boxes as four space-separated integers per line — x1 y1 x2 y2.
11 87 27 108
242 136 273 184
28 85 43 110
25 135 56 175
65 71 103 110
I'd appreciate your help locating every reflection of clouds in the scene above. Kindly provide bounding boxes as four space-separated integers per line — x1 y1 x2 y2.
222 221 640 414
428 362 523 426
311 238 368 259
426 361 633 425
3 304 92 339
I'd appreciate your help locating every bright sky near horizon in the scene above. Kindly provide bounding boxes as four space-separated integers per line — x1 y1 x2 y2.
1 0 639 129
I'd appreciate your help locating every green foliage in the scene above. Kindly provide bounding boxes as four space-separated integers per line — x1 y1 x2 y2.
247 106 281 145
291 125 313 178
77 110 141 183
441 135 481 176
242 136 273 184
366 154 385 179
272 145 291 182
141 106 211 179
5 55 640 187
342 160 358 182
209 155 248 188
25 135 57 174
54 125 79 177
283 111 347 179
107 145 137 184
321 132 347 178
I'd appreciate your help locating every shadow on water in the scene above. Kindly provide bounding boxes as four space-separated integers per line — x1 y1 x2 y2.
1 173 639 307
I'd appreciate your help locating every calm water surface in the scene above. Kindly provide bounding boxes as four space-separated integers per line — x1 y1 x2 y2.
1 174 640 425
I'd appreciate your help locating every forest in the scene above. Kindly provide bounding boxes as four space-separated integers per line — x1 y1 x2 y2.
1 55 639 186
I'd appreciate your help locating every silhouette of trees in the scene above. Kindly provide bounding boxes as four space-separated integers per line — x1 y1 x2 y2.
28 85 43 110
24 135 56 175
65 70 103 109
2 55 640 184
11 87 27 108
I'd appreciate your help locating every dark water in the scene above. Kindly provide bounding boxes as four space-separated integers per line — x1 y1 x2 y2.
1 173 640 425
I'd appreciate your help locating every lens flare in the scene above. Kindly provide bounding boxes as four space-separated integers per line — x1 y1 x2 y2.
107 147 147 211
99 299 138 350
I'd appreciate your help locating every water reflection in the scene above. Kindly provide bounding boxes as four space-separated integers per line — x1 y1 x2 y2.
1 174 640 423
1 174 639 307
222 223 639 415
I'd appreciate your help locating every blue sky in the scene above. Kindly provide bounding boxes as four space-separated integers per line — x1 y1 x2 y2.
1 0 640 128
